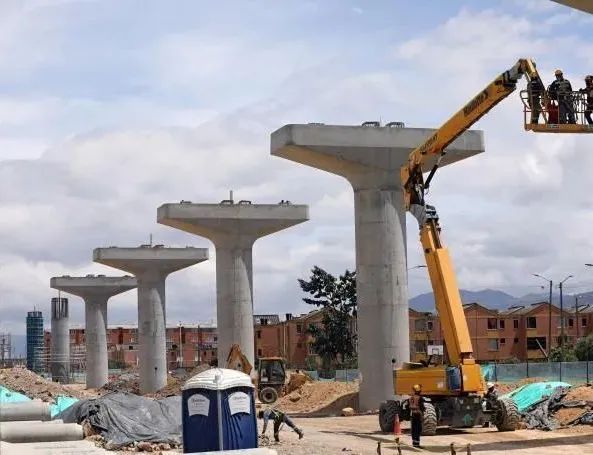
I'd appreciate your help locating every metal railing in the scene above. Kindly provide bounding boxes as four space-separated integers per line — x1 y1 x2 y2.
520 89 593 132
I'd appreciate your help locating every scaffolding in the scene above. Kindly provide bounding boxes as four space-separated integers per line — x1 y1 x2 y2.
26 310 44 373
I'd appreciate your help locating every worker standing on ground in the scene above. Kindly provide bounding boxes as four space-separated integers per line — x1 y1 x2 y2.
259 407 304 442
485 382 498 402
548 69 576 124
580 75 593 125
408 384 426 448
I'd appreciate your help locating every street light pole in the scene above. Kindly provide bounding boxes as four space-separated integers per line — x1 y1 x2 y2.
533 273 553 358
559 275 574 354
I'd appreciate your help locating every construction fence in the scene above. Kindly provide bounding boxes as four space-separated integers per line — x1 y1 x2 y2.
482 361 593 385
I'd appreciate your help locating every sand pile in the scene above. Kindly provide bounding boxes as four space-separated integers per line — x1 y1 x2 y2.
277 380 359 414
564 385 593 402
0 366 87 401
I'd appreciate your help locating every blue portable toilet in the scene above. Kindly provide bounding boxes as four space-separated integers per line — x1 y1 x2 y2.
182 368 258 453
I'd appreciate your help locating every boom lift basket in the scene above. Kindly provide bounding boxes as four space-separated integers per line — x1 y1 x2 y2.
520 89 593 133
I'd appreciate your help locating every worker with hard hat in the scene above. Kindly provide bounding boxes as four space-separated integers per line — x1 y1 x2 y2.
580 75 593 125
408 384 426 448
548 69 576 124
485 381 498 402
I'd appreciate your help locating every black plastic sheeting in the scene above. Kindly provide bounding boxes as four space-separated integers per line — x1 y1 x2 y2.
522 386 569 431
58 392 181 448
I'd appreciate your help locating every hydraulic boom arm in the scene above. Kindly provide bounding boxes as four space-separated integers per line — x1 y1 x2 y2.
401 59 542 366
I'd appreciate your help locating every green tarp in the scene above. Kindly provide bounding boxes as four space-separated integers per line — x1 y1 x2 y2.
0 385 78 417
501 381 571 413
0 385 30 403
50 396 79 418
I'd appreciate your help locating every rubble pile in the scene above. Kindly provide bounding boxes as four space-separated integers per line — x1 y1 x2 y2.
514 384 593 430
277 380 359 414
98 373 140 395
0 366 86 401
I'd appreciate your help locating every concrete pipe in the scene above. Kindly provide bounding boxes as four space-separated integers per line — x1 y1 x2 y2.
0 422 83 443
0 420 64 430
0 401 51 422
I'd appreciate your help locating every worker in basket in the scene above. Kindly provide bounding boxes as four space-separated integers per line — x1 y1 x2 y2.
580 75 593 125
527 66 545 124
548 69 576 124
409 384 426 448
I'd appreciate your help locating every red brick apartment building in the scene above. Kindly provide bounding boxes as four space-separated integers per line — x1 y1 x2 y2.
44 302 593 371
409 302 593 363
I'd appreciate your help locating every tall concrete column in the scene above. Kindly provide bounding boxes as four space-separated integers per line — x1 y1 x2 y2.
137 270 167 390
93 246 208 394
50 297 70 384
271 123 484 410
50 275 137 388
157 201 308 367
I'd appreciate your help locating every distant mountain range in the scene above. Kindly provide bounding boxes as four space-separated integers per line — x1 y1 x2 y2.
410 289 593 312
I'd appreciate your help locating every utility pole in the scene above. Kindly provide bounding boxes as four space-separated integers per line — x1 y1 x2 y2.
559 275 574 353
533 274 553 358
576 296 580 340
178 322 183 368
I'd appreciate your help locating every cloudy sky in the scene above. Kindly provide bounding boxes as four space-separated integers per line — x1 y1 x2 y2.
1 0 593 338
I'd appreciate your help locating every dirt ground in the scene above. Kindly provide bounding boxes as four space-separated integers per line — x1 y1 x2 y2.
262 415 593 454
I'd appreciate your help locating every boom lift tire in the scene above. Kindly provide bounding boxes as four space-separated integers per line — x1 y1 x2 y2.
494 398 519 431
379 400 399 432
421 402 438 435
259 387 279 404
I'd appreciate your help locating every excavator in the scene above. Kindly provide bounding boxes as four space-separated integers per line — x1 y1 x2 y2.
226 344 287 404
379 58 592 435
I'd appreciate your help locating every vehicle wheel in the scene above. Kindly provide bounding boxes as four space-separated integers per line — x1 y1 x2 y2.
422 402 438 436
495 398 519 431
260 387 279 404
379 400 399 433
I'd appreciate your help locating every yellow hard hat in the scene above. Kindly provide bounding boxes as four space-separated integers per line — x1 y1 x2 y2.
413 384 421 392
555 69 563 76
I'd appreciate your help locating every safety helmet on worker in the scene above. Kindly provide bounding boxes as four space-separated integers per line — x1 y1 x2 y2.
412 384 422 393
555 69 563 76
487 382 496 390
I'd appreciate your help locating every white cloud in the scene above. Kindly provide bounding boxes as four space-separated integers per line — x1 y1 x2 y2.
2 1 593 341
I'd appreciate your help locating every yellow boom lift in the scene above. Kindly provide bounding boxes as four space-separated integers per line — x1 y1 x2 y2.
379 58 591 435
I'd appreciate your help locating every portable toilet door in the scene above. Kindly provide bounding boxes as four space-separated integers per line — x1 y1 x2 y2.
182 368 257 453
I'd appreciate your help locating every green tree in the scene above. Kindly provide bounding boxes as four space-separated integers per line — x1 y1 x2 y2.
298 266 357 367
575 335 593 361
549 344 578 362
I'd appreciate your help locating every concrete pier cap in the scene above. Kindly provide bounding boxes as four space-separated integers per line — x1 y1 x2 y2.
157 201 309 366
93 245 209 394
271 123 484 411
50 275 137 389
